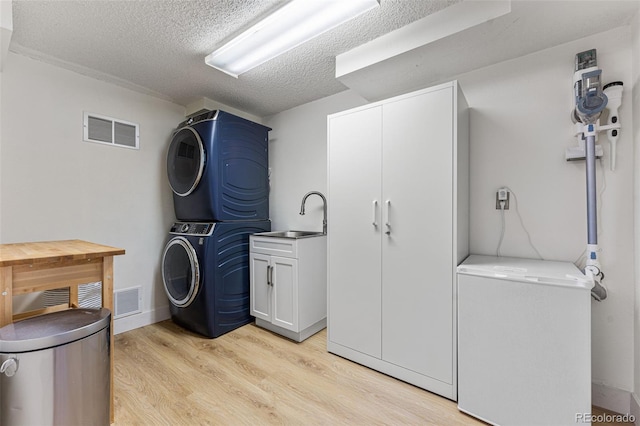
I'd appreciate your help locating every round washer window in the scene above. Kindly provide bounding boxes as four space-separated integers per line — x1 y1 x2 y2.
162 237 200 307
167 127 205 196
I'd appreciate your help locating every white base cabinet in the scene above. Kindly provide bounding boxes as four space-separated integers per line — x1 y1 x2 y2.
327 81 469 400
250 234 327 342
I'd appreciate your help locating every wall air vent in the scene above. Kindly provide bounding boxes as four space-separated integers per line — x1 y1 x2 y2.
114 286 142 318
83 112 139 149
43 282 102 308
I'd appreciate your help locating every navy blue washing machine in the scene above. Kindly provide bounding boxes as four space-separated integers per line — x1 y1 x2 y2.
161 220 271 338
167 110 271 222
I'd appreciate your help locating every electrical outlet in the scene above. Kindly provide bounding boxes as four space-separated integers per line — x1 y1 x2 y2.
495 189 510 210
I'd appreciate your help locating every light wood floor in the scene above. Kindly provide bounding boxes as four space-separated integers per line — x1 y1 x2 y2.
113 321 632 425
114 321 481 425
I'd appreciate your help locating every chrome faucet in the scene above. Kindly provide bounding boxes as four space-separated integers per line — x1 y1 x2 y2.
299 191 327 235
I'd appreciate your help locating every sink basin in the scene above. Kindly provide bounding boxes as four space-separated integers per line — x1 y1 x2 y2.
255 230 325 239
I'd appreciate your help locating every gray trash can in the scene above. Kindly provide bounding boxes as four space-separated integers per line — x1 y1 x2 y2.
0 308 111 426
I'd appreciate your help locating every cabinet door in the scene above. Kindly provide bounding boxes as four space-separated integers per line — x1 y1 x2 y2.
250 253 271 322
271 256 298 332
328 106 383 358
381 87 454 383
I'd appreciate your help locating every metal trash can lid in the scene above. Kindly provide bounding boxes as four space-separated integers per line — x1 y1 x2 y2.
0 308 111 353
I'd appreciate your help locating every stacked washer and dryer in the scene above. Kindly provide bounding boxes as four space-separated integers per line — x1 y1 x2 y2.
161 111 271 338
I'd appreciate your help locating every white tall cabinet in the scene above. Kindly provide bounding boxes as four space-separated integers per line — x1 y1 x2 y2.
327 81 469 400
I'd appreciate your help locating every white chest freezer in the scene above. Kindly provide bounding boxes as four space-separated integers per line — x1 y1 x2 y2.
457 255 593 426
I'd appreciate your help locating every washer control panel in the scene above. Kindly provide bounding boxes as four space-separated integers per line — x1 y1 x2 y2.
169 222 214 236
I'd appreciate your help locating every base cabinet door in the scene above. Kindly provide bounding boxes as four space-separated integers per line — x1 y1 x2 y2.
250 253 271 322
249 254 297 332
271 256 298 332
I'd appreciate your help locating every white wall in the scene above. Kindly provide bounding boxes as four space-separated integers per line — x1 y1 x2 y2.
0 52 184 332
632 8 640 419
266 28 636 411
0 0 12 73
264 91 367 232
0 59 3 244
0 0 8 244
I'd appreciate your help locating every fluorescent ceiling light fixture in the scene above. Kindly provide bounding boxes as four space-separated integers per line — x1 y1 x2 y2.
205 0 380 78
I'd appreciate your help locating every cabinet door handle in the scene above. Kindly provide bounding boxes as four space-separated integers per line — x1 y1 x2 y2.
385 200 391 235
372 200 378 226
270 265 275 287
267 265 273 286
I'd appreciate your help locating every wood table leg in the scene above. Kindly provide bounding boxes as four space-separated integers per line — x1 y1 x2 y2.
0 266 13 327
101 256 115 423
69 284 79 308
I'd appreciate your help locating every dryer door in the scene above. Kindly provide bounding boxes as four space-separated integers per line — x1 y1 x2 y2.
167 127 205 196
162 237 200 307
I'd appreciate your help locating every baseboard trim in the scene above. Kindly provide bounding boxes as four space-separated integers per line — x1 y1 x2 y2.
592 382 631 415
631 392 639 425
114 305 170 335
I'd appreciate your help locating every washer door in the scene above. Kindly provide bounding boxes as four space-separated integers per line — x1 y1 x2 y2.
167 127 205 196
162 237 200 307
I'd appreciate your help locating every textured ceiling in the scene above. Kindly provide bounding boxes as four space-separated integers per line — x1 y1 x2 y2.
337 1 640 101
9 0 460 117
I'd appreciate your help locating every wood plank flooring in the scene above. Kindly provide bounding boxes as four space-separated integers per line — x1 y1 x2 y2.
114 321 480 425
114 321 632 425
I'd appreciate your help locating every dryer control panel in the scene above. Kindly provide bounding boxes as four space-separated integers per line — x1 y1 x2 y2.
169 222 214 236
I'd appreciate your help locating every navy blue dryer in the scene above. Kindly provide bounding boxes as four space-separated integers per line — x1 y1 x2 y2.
161 220 271 338
167 110 270 222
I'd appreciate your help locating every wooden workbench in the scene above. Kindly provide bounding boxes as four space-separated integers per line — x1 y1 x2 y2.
0 239 125 422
